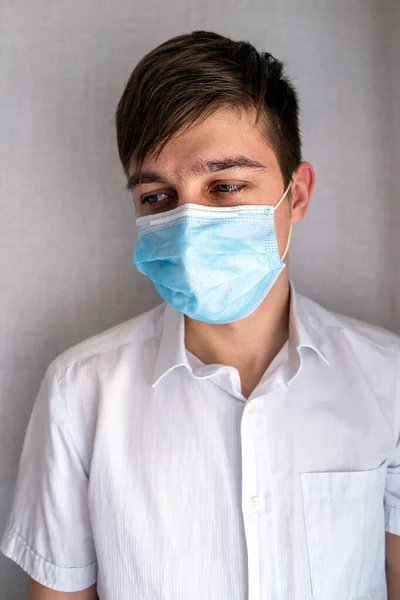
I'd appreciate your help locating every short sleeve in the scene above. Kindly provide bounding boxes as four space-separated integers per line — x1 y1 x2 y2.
384 354 400 536
0 361 97 592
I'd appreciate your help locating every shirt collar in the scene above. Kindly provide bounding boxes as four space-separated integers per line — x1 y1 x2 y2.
289 282 330 367
152 281 329 388
152 299 188 387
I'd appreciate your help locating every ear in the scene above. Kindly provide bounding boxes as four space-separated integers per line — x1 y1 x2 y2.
290 161 315 224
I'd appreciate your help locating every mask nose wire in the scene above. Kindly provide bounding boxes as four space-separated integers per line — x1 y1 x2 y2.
273 180 293 262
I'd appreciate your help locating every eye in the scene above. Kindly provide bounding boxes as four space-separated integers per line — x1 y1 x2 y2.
140 183 247 207
212 183 247 194
141 192 170 206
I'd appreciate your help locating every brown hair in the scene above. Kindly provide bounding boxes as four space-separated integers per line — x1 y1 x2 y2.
115 30 302 187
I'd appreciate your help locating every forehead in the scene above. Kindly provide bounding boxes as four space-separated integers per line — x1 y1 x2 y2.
128 107 278 177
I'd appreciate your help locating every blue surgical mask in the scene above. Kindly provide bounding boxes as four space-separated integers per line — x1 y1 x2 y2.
133 182 292 324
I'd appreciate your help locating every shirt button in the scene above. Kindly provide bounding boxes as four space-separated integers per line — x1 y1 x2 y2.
250 496 261 512
247 400 256 412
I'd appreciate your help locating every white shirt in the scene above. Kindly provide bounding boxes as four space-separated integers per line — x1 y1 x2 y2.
2 285 400 600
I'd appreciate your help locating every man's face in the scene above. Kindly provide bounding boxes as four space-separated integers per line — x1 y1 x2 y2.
128 107 312 260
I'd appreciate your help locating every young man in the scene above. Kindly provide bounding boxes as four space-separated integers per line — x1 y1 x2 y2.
1 30 400 600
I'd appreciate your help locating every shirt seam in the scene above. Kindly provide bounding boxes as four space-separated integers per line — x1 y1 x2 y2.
53 369 91 476
4 523 97 571
303 322 400 358
385 504 400 512
51 310 165 377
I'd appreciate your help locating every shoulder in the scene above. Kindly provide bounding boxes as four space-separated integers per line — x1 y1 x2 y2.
25 303 167 476
48 302 166 379
296 292 400 359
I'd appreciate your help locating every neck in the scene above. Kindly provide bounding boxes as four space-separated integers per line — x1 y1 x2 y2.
184 272 291 398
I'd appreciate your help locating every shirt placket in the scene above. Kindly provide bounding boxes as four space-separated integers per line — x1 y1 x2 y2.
241 392 276 600
241 370 287 600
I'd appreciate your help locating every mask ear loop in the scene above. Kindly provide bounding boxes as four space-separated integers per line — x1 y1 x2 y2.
281 223 292 261
273 180 293 262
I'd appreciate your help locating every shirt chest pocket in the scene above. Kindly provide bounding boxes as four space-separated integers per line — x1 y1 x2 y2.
300 462 387 600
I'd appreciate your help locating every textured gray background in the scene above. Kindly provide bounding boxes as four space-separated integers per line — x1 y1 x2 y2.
1 1 399 597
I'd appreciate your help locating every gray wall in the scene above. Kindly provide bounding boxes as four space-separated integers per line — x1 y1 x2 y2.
1 1 399 597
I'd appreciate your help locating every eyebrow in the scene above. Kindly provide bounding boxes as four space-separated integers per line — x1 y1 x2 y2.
125 155 267 191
